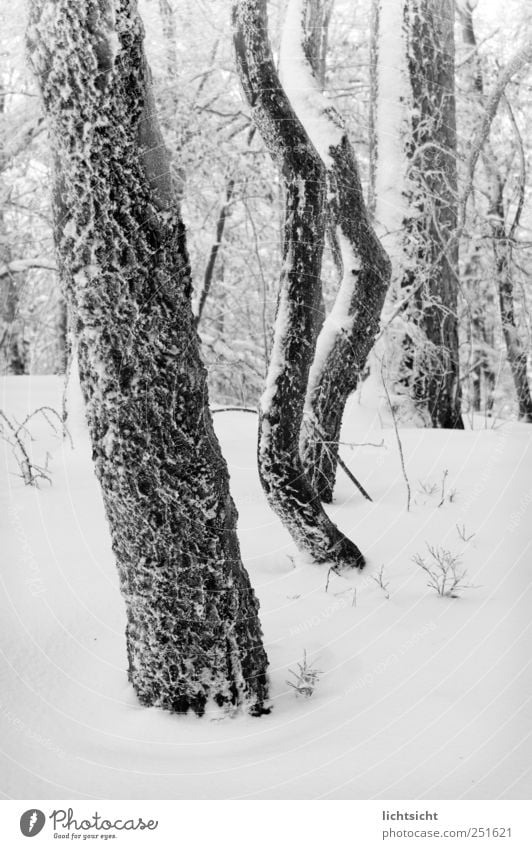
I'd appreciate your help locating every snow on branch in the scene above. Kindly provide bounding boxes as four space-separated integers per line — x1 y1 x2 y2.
0 257 57 278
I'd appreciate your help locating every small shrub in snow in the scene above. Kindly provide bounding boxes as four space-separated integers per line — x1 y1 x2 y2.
413 544 472 598
287 650 322 698
372 564 390 599
456 523 475 542
417 479 438 496
0 406 66 486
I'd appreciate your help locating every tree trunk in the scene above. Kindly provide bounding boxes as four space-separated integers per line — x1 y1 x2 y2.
0 88 28 376
492 210 532 422
404 0 463 429
233 0 364 568
280 0 391 503
195 177 235 326
28 0 269 717
372 0 463 429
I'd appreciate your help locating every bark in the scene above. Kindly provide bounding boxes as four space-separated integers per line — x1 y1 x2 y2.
404 0 463 429
372 0 463 429
233 0 364 568
458 5 532 421
28 0 269 716
281 0 391 503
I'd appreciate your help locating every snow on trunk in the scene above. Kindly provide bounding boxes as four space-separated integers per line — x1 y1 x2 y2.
27 0 270 717
372 0 411 278
233 0 364 568
280 0 391 502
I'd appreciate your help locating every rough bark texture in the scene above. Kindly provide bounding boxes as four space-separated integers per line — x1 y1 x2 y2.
458 3 532 421
303 134 391 501
404 0 463 429
284 0 391 503
233 0 364 568
28 0 270 716
372 0 463 429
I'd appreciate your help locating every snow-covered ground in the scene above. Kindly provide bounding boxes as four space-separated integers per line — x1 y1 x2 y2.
1 374 531 800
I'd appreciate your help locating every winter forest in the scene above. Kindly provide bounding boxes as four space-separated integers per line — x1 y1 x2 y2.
1 0 531 801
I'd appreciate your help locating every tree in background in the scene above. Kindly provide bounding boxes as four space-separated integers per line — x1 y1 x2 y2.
458 0 532 421
28 0 270 716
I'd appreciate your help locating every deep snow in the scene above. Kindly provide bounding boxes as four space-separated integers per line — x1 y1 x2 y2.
1 373 530 800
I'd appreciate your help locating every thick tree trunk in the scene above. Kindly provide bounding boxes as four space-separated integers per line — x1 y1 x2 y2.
233 0 364 568
404 0 463 429
372 0 463 429
281 0 391 503
28 0 269 716
458 1 532 422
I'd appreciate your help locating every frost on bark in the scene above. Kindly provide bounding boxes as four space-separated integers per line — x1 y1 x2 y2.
233 0 364 568
280 0 391 503
372 0 463 429
458 3 532 422
406 0 463 429
27 0 270 716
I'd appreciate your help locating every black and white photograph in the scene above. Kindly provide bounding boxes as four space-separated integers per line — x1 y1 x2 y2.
0 0 530 838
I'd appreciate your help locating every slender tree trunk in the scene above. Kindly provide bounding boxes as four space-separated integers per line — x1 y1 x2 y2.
55 295 69 374
0 86 27 376
281 0 391 503
458 1 532 421
492 205 532 421
28 0 269 716
0 270 27 375
195 177 235 326
233 0 364 568
372 0 463 429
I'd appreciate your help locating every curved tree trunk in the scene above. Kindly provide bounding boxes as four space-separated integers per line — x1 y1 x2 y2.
233 0 364 568
28 0 269 717
280 0 391 503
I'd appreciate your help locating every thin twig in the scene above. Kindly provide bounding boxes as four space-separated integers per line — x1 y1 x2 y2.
380 361 411 512
308 417 373 502
438 469 448 507
211 406 257 414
